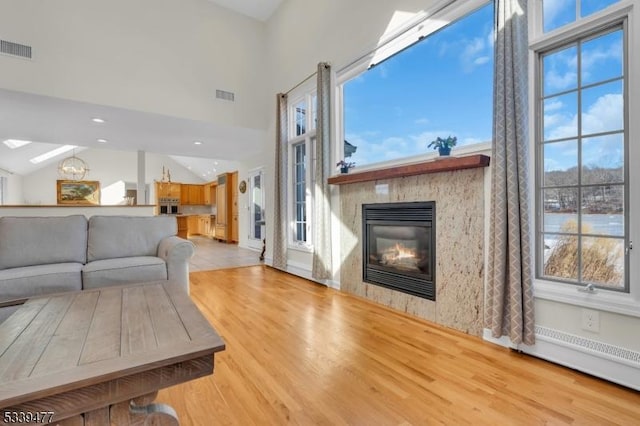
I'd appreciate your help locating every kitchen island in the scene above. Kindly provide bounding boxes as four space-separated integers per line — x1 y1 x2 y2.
176 214 216 239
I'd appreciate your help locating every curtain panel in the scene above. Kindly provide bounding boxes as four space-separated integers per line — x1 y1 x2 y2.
312 62 333 281
272 93 289 270
486 0 535 345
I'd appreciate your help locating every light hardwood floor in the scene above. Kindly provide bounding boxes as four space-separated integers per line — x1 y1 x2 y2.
158 266 640 425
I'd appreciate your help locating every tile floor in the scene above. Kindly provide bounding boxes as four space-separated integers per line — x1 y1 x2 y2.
188 236 263 272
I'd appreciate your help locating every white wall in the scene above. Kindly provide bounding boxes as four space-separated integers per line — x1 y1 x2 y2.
21 148 204 205
262 0 442 273
1 173 24 204
0 0 268 131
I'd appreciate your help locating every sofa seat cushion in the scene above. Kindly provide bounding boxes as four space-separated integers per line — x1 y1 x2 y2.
82 256 167 290
0 215 88 270
0 263 83 303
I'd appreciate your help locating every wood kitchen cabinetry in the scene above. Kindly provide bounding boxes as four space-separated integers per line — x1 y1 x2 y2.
203 182 216 206
215 172 237 243
180 184 205 205
230 172 238 243
155 182 181 199
184 215 212 238
176 216 188 239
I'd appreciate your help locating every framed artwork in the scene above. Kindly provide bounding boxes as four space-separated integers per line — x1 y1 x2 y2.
56 180 101 205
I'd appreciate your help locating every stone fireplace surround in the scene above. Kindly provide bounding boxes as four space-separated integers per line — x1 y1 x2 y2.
332 154 489 336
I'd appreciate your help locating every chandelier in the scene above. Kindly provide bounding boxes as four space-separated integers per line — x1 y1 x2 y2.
58 152 89 180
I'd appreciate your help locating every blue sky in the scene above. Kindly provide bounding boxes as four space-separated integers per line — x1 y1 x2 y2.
343 1 623 171
343 3 494 166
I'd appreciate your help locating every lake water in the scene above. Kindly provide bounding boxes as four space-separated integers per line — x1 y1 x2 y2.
543 213 624 237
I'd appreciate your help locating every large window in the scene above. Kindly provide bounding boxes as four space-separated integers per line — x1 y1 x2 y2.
535 1 631 292
288 91 316 249
340 1 494 168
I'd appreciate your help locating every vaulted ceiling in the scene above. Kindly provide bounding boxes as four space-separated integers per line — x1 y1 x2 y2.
0 0 283 178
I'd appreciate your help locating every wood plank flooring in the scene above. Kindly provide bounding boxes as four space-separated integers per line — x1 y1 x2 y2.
158 266 640 425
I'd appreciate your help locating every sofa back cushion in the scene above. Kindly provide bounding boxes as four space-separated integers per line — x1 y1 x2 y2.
87 215 177 261
0 215 88 270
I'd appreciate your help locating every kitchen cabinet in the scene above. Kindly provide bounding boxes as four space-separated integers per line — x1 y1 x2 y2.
215 173 234 243
155 182 181 200
180 184 205 205
203 182 216 206
182 214 212 238
230 172 238 243
176 216 188 239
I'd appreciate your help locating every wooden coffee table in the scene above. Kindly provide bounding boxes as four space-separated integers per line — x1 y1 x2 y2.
0 281 225 425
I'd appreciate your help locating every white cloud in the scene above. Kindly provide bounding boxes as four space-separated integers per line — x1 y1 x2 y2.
545 93 623 140
474 56 490 66
414 118 430 125
545 98 565 112
545 69 577 92
543 0 574 29
582 94 623 135
460 37 486 73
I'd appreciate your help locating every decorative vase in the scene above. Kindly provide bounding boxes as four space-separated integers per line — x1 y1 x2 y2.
340 166 349 174
438 146 451 156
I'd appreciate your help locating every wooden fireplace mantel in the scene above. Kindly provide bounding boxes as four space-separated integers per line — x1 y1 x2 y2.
327 154 490 185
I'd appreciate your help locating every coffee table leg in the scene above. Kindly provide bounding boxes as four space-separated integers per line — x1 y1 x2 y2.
110 392 179 426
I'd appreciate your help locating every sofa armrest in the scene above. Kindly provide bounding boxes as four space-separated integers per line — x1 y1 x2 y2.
157 236 196 294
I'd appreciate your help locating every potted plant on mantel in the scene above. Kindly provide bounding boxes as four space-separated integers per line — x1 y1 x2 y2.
428 135 457 156
336 160 356 174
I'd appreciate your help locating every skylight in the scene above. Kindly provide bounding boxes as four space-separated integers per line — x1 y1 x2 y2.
3 139 32 149
29 145 77 164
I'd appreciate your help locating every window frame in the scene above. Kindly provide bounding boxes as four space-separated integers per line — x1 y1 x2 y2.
334 0 492 171
287 89 316 252
535 22 628 292
529 0 640 316
247 168 265 247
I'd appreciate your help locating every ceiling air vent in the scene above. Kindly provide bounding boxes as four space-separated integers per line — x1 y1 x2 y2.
0 40 32 59
216 89 235 102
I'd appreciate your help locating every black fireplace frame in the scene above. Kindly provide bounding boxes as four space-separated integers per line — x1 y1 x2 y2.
362 201 436 301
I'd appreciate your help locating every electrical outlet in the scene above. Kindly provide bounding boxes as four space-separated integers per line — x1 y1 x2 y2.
581 309 600 332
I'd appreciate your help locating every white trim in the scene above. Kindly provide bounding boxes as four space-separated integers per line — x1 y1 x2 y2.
336 0 490 79
534 279 640 318
483 327 640 391
530 2 633 50
520 326 640 391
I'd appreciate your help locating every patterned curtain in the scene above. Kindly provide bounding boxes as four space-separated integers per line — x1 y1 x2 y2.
486 0 535 345
312 62 333 281
272 93 288 270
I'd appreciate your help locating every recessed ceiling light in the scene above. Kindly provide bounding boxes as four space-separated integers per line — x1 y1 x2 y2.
30 145 76 164
3 139 32 149
91 118 105 123
194 141 203 145
97 138 108 143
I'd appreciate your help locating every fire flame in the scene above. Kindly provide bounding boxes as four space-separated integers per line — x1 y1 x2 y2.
380 243 419 270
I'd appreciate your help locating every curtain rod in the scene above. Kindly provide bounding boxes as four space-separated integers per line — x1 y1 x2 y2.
284 71 316 96
337 0 457 73
283 62 331 95
0 167 14 175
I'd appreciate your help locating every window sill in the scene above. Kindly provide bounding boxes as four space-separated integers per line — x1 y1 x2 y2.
534 279 640 318
288 244 313 254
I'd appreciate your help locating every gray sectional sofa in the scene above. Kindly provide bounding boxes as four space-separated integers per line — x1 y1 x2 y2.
0 215 195 323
